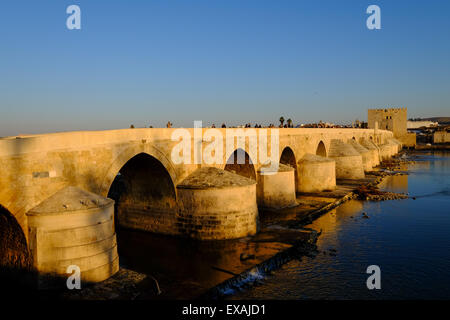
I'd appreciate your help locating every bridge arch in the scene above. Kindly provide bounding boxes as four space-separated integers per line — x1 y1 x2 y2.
316 141 327 157
107 152 177 213
224 148 256 180
101 144 178 198
280 146 298 189
0 204 31 286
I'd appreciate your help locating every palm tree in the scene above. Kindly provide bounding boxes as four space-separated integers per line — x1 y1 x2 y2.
279 116 285 127
287 118 293 128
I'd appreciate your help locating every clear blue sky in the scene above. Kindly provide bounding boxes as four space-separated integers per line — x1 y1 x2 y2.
1 0 449 136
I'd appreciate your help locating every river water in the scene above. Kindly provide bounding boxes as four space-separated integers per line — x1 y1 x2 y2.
231 151 450 299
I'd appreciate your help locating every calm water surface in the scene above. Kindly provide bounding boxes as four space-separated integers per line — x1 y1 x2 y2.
232 151 450 299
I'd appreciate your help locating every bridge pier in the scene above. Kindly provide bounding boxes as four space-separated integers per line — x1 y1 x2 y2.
388 138 402 153
361 139 381 167
26 187 119 287
297 154 336 193
379 143 393 161
256 164 297 209
386 140 398 157
176 167 258 240
349 140 373 171
328 140 365 179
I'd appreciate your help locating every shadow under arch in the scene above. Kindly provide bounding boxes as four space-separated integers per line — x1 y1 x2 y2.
280 146 298 189
224 148 256 180
101 144 178 198
316 140 327 157
107 153 177 216
0 204 32 287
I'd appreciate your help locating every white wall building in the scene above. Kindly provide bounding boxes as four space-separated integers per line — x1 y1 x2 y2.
407 120 438 129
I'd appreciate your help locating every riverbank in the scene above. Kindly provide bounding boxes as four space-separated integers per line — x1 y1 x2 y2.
415 143 450 151
63 154 412 300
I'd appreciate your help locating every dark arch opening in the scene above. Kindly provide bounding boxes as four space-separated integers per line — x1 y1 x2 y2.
280 147 298 190
316 141 327 157
224 149 256 180
107 153 177 231
0 205 31 288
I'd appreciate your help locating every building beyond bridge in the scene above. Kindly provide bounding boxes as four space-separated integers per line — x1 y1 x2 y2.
368 108 416 147
407 120 439 129
433 130 450 144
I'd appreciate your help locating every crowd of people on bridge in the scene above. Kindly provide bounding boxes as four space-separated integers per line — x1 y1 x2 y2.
130 116 362 129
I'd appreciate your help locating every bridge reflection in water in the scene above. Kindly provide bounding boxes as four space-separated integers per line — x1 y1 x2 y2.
116 226 290 299
114 179 401 299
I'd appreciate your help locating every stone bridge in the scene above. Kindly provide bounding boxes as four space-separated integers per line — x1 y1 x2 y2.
0 127 398 284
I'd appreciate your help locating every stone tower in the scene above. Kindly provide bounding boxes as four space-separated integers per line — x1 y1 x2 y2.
368 107 416 147
368 107 407 138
